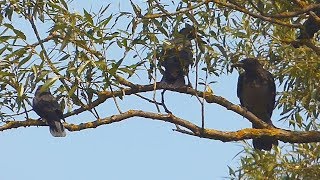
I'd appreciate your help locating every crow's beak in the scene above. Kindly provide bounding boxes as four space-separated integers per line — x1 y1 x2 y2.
231 62 244 68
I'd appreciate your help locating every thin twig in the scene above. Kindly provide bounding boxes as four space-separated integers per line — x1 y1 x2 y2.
160 89 181 130
110 85 123 114
143 1 207 19
134 94 163 105
161 90 172 114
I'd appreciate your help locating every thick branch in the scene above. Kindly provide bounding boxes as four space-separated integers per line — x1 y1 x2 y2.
65 83 269 128
1 110 320 143
215 0 300 28
237 1 320 18
142 0 302 28
143 1 206 19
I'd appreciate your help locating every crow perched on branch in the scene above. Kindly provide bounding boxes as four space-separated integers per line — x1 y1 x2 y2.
293 1 320 48
158 24 196 88
232 58 278 151
33 85 66 137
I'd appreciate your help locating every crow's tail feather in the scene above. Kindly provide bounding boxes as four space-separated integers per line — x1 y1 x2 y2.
253 137 278 151
49 121 66 137
160 75 185 88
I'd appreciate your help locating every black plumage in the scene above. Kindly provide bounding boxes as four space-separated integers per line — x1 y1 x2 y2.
233 58 278 151
33 85 66 137
158 24 195 87
293 1 320 47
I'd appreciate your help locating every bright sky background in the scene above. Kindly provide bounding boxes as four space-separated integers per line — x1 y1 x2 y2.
0 1 286 179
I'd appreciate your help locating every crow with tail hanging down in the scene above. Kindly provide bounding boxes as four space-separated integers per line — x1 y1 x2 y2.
293 0 320 48
33 85 66 137
233 58 278 151
158 24 196 88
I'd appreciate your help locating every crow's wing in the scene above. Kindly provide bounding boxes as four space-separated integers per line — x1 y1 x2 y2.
237 72 244 105
33 92 63 120
265 70 276 118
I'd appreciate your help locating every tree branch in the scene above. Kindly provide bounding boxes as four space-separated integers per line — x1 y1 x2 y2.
65 82 270 128
238 0 320 18
142 0 303 28
217 0 300 28
143 1 207 19
1 110 320 143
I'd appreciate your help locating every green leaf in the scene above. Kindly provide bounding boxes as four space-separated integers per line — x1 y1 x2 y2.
130 0 141 17
41 76 60 91
77 61 90 75
18 53 32 67
100 3 111 15
3 23 14 30
59 54 70 61
99 15 113 28
5 48 26 60
60 0 69 10
68 85 77 97
153 19 168 37
294 112 302 127
17 84 24 98
109 58 124 76
0 36 12 43
84 9 93 25
116 39 122 48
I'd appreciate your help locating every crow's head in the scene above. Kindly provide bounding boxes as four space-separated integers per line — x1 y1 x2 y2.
35 85 51 96
178 24 196 40
232 58 263 72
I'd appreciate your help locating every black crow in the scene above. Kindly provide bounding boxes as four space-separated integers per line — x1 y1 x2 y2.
233 58 278 151
293 1 320 47
158 24 195 88
33 85 66 137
